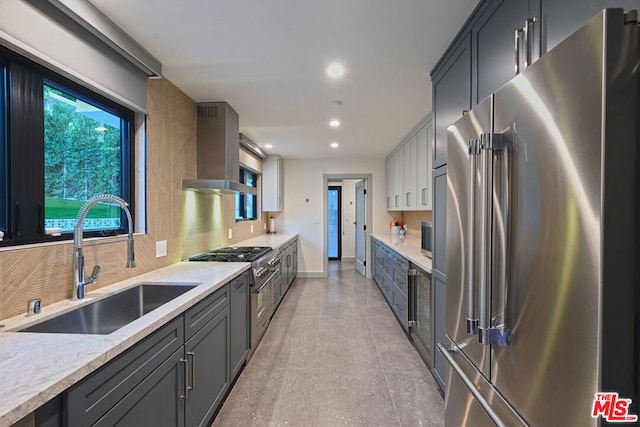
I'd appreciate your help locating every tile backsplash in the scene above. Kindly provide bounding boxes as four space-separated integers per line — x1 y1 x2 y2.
400 210 432 238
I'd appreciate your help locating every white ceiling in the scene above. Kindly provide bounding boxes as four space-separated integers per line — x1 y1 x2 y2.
87 0 479 160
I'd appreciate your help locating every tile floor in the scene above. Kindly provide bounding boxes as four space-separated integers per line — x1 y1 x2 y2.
211 260 445 426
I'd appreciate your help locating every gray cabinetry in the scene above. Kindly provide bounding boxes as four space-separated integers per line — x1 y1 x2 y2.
65 316 185 426
431 166 447 390
433 0 639 152
432 33 471 168
184 304 229 427
535 0 639 59
229 273 249 381
473 0 529 104
282 238 298 289
64 278 243 427
370 238 409 332
432 272 447 390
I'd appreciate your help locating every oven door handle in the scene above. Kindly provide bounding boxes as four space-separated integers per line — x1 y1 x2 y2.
252 270 279 293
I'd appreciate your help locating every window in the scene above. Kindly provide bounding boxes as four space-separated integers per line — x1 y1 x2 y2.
235 167 258 221
0 47 134 246
0 61 7 236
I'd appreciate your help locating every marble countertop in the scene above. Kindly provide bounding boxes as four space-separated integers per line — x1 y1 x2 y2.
0 233 299 425
231 233 297 250
371 233 432 273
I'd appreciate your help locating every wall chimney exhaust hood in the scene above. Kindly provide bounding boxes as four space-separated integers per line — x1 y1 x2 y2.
182 102 257 195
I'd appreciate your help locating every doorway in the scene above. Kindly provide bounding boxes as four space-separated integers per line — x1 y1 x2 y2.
322 174 372 279
327 186 342 260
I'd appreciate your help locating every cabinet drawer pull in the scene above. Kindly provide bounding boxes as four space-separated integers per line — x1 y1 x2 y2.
180 358 188 400
187 351 196 391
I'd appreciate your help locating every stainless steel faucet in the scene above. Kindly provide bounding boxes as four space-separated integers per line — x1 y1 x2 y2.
73 194 136 300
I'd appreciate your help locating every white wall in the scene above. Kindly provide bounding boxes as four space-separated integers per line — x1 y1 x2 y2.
276 158 392 276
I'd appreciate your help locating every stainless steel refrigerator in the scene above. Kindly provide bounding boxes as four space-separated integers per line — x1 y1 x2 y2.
438 8 639 427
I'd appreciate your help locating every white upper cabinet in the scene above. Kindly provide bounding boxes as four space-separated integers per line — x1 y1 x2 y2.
417 120 433 209
263 155 283 212
386 114 432 212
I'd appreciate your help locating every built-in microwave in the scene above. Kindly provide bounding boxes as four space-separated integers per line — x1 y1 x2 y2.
421 221 432 258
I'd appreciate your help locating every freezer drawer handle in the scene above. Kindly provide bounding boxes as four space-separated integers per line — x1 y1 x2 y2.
437 343 508 427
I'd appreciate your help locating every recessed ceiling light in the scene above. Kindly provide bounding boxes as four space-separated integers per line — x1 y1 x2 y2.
331 142 339 148
265 143 273 149
329 119 341 127
326 62 345 78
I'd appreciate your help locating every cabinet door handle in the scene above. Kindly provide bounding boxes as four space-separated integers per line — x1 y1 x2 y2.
180 358 188 400
187 351 196 391
524 18 536 68
421 188 427 205
406 192 411 207
514 27 523 74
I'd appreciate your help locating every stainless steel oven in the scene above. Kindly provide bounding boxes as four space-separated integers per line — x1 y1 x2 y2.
188 245 279 360
249 250 280 358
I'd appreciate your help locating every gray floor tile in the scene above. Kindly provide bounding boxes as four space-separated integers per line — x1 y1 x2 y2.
212 260 444 427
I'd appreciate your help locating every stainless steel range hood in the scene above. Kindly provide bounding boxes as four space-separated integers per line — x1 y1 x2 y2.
182 102 257 195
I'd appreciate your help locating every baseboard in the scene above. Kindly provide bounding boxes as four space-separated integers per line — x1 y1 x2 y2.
297 272 325 279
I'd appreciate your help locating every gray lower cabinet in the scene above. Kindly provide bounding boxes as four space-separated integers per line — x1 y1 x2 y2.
281 237 298 291
62 274 248 427
65 316 185 426
432 271 447 391
229 273 249 381
185 305 230 427
370 238 409 332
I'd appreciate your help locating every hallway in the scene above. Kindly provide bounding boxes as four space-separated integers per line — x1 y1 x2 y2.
212 260 445 426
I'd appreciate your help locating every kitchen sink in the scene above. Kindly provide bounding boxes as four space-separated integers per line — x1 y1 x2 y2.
19 282 199 335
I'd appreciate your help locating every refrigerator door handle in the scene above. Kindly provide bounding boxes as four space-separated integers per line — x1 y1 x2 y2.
477 132 492 344
466 139 480 334
437 343 509 427
478 132 510 347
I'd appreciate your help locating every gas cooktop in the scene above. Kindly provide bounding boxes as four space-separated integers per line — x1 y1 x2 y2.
188 246 272 262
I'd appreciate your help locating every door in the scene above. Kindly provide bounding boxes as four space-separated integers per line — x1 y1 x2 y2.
354 180 366 276
327 186 342 260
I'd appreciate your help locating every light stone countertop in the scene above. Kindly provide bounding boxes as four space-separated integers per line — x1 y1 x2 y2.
0 262 252 426
231 233 297 250
0 233 299 426
371 233 432 273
